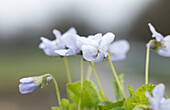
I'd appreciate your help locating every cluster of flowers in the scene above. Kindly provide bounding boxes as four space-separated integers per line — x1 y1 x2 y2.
19 23 170 110
39 27 130 62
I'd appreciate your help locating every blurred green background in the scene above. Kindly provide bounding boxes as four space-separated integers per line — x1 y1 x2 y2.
0 0 170 110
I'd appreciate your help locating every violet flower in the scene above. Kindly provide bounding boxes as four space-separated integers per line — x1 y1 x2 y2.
19 75 52 94
148 23 170 57
81 32 115 62
145 83 170 110
39 27 78 56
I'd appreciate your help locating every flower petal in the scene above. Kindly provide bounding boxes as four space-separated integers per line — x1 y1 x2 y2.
145 91 159 110
148 23 164 42
108 40 130 61
160 99 170 110
19 83 39 94
53 29 65 48
62 34 78 50
88 33 102 43
82 45 98 61
39 37 63 56
20 77 35 83
93 53 105 62
55 49 68 56
52 29 61 39
76 35 99 50
156 35 170 57
63 27 77 36
46 76 52 84
99 32 115 57
152 83 165 103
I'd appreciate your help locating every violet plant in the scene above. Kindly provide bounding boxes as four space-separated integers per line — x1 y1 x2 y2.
19 23 170 110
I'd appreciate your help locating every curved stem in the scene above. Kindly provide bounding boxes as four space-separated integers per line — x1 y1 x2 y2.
45 74 61 106
78 57 84 110
89 61 107 101
64 57 72 83
145 40 155 84
107 53 126 100
86 64 92 80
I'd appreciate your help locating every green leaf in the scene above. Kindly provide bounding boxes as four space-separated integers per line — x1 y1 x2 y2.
98 100 124 109
51 106 60 110
132 84 155 105
61 99 69 110
113 73 124 101
51 98 76 110
126 97 134 110
67 80 103 108
128 86 134 97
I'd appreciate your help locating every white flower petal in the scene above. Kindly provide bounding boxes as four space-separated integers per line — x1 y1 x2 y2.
145 91 159 110
156 36 170 57
39 37 65 56
63 27 77 36
20 77 35 83
160 99 170 110
108 40 130 61
99 32 115 57
53 29 61 39
76 35 99 50
62 34 77 50
55 49 68 56
93 53 105 62
148 23 164 42
82 45 98 61
152 83 165 102
88 33 102 43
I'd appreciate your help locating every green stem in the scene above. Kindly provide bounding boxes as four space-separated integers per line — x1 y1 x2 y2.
64 57 72 83
78 57 84 110
89 61 107 101
46 74 61 106
86 64 92 80
145 40 155 84
107 53 126 100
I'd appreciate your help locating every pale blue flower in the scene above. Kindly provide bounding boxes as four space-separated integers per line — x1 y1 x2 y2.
19 75 52 94
148 23 170 57
39 27 77 56
145 83 170 110
81 33 115 62
108 40 130 61
55 27 80 56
